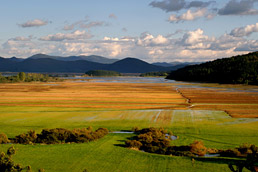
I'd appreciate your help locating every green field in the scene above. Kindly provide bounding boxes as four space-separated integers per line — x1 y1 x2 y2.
0 81 258 171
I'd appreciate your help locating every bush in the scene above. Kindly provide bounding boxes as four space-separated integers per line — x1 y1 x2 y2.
0 133 10 144
190 140 207 156
11 127 109 145
125 127 171 154
15 130 37 144
125 140 142 149
0 146 44 172
219 149 242 157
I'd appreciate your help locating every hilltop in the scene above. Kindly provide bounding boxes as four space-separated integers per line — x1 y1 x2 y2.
166 51 258 85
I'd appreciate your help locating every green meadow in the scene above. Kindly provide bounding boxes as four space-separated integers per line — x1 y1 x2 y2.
0 81 258 171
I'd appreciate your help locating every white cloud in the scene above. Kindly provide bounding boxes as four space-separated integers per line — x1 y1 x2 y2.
103 37 119 41
39 30 93 41
169 8 207 22
137 33 169 46
230 23 258 37
149 49 164 55
180 28 212 46
19 19 49 28
1 27 257 62
235 40 258 51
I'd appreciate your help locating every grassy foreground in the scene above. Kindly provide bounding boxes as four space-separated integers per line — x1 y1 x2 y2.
0 81 258 171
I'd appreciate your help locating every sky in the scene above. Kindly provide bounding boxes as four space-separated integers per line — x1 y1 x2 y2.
0 0 258 62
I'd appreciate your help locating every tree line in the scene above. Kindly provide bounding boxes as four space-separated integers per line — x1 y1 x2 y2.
0 72 62 83
0 127 108 145
85 70 121 77
166 51 258 85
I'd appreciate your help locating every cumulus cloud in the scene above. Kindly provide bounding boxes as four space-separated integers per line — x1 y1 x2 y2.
1 27 257 62
168 8 207 22
18 19 49 28
39 30 93 41
234 40 258 51
149 0 215 12
103 37 119 41
218 0 258 15
230 23 258 37
179 28 212 46
137 33 169 46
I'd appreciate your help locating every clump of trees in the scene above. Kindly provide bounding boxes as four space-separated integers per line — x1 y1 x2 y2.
125 127 207 156
0 72 62 83
166 51 258 85
0 146 44 172
219 144 258 158
85 70 121 77
226 144 258 172
0 133 10 144
125 127 222 157
12 127 108 145
140 71 169 77
125 127 258 172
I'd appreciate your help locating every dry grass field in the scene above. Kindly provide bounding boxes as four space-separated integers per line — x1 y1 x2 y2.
178 87 258 118
0 82 188 110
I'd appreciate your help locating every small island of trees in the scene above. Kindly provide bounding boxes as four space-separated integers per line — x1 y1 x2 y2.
85 70 121 77
140 71 169 77
0 72 61 83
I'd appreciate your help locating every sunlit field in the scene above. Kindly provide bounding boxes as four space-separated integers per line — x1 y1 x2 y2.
0 79 258 171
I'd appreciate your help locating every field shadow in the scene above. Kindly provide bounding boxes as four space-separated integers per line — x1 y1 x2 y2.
183 134 237 146
113 139 127 147
195 157 244 165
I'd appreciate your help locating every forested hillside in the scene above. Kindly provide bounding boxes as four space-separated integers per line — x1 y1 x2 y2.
166 52 258 85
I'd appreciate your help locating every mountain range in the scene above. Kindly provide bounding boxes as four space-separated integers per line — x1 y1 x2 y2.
0 54 194 73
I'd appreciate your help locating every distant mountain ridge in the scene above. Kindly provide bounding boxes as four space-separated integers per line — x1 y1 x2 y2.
28 54 118 64
0 54 196 73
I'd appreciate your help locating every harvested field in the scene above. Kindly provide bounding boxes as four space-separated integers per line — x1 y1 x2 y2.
0 82 187 110
178 87 258 118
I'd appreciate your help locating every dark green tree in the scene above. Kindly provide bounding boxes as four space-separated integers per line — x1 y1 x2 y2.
18 72 26 82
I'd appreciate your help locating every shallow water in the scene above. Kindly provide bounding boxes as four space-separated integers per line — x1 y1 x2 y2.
64 76 176 84
64 76 258 92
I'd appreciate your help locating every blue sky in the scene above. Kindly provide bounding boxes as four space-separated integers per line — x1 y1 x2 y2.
0 0 258 62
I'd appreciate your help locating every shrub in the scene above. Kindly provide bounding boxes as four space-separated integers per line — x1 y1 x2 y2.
0 146 44 172
190 140 207 156
15 130 37 144
11 127 109 145
219 149 242 157
0 133 10 144
125 140 142 149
